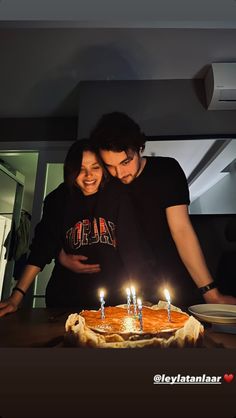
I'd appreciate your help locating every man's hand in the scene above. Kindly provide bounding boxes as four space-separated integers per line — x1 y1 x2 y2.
0 298 18 318
203 288 236 304
58 248 101 274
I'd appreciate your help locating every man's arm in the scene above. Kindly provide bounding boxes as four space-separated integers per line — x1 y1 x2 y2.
166 204 236 304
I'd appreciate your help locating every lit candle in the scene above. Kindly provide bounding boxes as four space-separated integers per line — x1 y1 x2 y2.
99 290 105 319
131 286 137 316
137 298 143 332
164 288 171 322
126 287 131 315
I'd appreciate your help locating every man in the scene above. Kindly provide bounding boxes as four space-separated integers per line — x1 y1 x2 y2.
60 112 236 305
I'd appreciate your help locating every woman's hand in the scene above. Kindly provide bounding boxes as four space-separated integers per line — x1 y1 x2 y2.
0 297 19 318
58 248 101 274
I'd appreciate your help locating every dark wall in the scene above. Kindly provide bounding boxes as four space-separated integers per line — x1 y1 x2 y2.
1 79 236 142
0 117 77 142
191 214 236 296
78 79 236 138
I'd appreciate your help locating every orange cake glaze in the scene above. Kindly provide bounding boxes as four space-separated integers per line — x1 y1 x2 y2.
80 306 189 335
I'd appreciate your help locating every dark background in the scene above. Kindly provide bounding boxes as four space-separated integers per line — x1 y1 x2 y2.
0 349 235 418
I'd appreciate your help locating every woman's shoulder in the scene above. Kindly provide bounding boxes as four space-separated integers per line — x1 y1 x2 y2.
44 182 68 204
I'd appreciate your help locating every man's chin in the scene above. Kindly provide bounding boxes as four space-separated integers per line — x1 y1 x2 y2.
120 176 133 184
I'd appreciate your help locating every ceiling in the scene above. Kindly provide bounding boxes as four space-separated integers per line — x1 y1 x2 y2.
1 0 236 25
0 1 236 117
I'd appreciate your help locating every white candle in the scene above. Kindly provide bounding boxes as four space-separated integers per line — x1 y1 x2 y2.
99 290 105 319
137 298 143 332
131 286 137 316
164 288 171 322
126 288 131 315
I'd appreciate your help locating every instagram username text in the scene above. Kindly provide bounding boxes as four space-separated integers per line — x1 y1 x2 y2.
153 374 222 385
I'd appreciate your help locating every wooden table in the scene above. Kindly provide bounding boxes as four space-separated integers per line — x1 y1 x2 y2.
0 308 69 347
0 308 236 347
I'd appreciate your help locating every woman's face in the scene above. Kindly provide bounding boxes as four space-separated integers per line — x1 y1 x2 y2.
75 151 103 195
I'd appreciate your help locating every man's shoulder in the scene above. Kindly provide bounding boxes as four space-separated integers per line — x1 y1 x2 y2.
145 156 180 172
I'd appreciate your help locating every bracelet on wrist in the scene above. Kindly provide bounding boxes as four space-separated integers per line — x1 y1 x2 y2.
12 287 26 297
199 282 216 295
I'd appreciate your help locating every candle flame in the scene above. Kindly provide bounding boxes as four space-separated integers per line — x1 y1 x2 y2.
130 286 136 296
99 290 105 298
126 287 131 296
164 288 171 302
137 298 142 307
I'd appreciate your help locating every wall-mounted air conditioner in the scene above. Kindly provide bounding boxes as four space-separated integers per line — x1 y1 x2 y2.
204 63 236 110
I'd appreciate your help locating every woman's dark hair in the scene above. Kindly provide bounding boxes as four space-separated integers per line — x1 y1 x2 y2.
90 112 146 153
64 138 108 190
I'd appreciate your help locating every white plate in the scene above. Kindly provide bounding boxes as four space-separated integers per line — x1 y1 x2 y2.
188 304 236 324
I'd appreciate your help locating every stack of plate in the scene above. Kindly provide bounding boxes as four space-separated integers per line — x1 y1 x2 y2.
188 304 236 334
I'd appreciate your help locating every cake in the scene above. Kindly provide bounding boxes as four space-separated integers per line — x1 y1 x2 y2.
65 301 204 348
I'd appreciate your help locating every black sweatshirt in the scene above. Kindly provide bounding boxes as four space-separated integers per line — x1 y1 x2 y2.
28 180 151 308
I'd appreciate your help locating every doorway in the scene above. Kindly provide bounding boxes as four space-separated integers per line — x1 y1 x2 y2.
0 141 72 306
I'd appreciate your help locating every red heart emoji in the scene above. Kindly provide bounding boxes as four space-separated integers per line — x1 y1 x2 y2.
223 373 234 383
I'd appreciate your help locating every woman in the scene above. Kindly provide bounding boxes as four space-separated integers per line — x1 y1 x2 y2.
0 139 149 315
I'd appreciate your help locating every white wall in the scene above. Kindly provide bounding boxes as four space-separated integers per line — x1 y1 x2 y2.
190 171 236 214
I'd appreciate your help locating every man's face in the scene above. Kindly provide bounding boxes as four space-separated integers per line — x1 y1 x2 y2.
99 149 142 184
